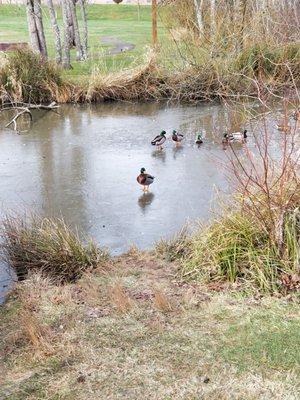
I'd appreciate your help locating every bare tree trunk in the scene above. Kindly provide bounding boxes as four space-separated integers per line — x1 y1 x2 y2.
66 0 75 47
26 0 41 53
26 0 47 58
47 0 62 64
193 0 204 37
69 0 84 60
62 0 71 69
78 0 88 59
33 0 47 58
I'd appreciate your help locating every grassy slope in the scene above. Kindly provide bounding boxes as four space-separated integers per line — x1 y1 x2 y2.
1 250 300 400
0 4 164 82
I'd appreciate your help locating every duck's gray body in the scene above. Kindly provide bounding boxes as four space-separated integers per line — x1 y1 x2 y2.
144 175 155 186
151 135 166 147
137 172 155 187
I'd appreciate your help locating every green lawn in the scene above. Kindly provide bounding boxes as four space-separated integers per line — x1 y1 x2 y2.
0 4 166 82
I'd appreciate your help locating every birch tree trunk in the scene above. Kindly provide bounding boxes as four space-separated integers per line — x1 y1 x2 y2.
33 0 47 58
47 0 62 64
69 0 84 61
78 0 88 59
193 0 204 37
26 0 41 53
62 0 71 69
26 0 47 58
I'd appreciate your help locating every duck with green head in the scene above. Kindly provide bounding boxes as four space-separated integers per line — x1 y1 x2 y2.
195 133 203 145
137 168 155 192
172 130 184 146
151 131 166 150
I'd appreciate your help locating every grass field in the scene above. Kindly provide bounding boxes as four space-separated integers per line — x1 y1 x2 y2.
0 4 165 82
1 249 300 399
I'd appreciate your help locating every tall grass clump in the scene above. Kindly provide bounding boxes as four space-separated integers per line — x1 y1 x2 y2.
0 49 66 104
0 215 108 282
182 211 300 292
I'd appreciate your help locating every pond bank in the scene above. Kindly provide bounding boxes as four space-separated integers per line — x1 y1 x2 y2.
1 248 300 399
1 47 300 105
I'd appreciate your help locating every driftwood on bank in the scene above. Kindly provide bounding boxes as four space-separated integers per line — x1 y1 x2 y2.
0 102 59 132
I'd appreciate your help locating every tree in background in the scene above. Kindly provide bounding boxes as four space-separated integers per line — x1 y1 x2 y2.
47 0 62 64
78 0 88 59
62 0 71 69
26 0 88 68
193 0 204 37
68 0 84 61
26 0 48 58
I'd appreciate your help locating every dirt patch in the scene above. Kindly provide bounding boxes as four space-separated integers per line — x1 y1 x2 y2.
100 36 135 55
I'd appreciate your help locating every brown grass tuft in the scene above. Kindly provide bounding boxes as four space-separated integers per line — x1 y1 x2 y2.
109 283 133 314
153 289 173 313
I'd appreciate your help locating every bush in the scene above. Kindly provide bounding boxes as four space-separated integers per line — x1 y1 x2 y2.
0 49 63 104
0 215 108 283
181 210 300 293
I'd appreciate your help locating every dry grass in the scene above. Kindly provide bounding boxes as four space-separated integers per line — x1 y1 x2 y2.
153 289 173 313
109 282 133 314
1 250 299 399
155 225 192 262
1 42 299 105
0 215 108 282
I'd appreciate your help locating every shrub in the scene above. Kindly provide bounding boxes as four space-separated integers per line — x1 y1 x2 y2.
181 209 300 293
0 215 108 283
0 49 63 104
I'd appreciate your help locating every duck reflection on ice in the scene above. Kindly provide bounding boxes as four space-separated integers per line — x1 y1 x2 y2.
151 149 166 163
138 192 155 213
172 144 183 159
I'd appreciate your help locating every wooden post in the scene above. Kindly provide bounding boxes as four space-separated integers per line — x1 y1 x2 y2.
152 0 158 46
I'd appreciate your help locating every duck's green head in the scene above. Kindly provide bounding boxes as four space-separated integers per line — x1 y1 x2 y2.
140 167 146 174
172 130 177 134
161 130 166 136
197 134 202 139
224 133 228 138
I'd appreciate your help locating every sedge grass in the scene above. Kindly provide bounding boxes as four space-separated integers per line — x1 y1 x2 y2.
181 210 300 293
0 215 108 283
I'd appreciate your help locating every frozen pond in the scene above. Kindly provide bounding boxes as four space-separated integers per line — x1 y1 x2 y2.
1 101 279 301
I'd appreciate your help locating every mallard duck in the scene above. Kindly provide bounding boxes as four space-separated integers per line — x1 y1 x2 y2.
151 131 166 150
136 168 155 192
223 129 247 144
172 130 184 146
195 134 203 145
277 123 291 133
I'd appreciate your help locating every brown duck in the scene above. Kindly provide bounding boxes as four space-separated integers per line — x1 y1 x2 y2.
172 130 184 146
137 168 155 192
